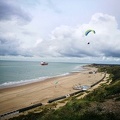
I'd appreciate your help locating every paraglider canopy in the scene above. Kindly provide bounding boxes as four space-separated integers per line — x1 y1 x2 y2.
85 29 96 45
85 29 95 36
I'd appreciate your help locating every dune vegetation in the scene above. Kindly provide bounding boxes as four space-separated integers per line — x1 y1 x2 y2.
10 64 120 120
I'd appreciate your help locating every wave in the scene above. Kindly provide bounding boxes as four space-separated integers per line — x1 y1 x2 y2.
0 62 86 89
0 72 71 89
0 76 49 89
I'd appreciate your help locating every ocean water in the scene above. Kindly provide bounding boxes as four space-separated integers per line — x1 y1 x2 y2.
0 60 87 88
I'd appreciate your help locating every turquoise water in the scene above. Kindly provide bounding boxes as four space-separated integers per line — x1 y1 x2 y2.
0 60 87 88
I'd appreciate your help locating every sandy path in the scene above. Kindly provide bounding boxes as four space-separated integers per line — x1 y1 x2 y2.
0 67 104 115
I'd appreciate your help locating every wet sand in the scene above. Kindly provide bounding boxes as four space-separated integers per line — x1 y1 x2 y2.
0 66 104 115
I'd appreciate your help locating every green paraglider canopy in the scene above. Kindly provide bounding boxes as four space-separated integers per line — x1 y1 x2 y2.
85 29 95 36
85 29 96 44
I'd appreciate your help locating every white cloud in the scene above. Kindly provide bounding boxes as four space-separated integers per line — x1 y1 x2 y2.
0 12 120 63
44 13 120 58
0 0 31 24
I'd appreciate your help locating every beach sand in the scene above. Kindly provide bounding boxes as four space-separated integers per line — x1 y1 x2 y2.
0 67 104 115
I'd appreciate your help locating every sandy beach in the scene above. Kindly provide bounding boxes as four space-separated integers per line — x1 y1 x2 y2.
0 66 104 115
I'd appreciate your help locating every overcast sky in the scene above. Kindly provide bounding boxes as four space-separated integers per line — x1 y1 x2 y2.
0 0 120 63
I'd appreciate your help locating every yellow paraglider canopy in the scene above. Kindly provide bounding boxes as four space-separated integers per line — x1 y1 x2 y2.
85 29 95 36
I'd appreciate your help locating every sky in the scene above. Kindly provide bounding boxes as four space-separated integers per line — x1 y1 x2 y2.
0 0 120 63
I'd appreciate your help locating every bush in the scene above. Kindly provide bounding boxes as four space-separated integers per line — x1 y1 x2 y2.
98 65 120 82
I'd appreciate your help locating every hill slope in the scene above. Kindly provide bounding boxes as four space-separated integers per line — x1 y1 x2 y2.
10 64 120 120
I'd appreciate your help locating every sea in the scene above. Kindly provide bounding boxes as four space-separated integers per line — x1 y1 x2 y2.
0 60 88 88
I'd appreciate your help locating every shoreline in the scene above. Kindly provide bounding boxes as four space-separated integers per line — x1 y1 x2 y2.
0 66 104 115
0 66 85 90
0 70 81 90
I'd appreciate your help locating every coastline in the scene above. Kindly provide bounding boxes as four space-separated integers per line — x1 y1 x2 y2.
0 61 85 89
0 66 104 115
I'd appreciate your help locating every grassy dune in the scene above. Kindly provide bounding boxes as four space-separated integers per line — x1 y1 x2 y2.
10 64 120 120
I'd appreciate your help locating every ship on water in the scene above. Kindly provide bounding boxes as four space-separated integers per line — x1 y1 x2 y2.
40 61 48 65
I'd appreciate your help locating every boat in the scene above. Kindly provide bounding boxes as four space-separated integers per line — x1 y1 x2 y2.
73 84 83 90
73 84 90 91
40 61 48 65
